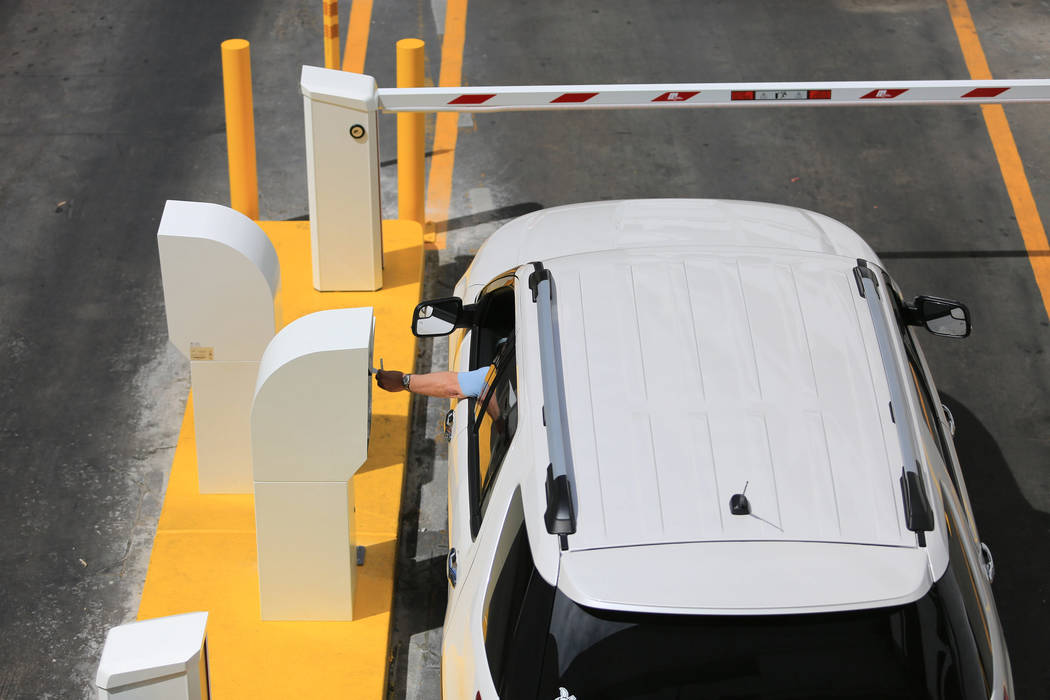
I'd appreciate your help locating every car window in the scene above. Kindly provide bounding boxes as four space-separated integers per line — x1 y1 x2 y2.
483 521 530 691
483 517 555 700
938 487 995 696
890 306 946 462
471 275 516 370
880 273 967 495
466 273 518 536
474 348 517 511
450 327 468 370
533 566 993 700
904 352 957 489
908 361 939 445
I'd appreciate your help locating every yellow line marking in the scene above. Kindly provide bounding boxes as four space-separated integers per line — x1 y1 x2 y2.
156 529 257 535
342 0 374 73
425 0 469 249
946 0 1050 320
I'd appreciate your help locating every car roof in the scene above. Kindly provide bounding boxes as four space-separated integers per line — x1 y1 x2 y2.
543 247 915 552
461 198 880 299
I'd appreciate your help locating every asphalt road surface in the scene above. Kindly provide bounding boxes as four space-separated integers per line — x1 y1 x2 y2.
1 2 1048 699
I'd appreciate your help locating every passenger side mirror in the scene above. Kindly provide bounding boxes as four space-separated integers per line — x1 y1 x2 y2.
412 297 473 337
913 296 971 338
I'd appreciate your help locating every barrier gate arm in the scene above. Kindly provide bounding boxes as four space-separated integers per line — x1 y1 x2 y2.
377 78 1050 112
300 67 1050 292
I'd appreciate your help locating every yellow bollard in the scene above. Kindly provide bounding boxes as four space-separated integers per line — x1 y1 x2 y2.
221 39 259 220
322 0 340 70
396 38 425 228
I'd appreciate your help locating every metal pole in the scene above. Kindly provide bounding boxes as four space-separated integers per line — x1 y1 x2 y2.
220 39 259 220
322 0 340 70
396 39 425 228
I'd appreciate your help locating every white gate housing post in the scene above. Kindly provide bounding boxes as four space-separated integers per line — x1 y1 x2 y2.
251 307 374 620
96 612 210 700
301 66 383 292
158 200 280 494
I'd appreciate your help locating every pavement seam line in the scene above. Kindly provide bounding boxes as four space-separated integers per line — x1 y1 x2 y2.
424 0 469 250
946 0 1050 320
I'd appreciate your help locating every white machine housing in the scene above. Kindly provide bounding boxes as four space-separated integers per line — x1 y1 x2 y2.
96 611 209 700
157 200 279 494
251 307 374 621
301 67 383 291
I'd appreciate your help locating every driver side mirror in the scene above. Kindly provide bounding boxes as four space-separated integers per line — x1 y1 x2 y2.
411 297 474 337
912 295 971 338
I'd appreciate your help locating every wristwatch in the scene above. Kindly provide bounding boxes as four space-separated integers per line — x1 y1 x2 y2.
402 373 412 389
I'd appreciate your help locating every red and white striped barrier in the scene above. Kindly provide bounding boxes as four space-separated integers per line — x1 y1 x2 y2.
377 79 1050 112
300 67 1050 288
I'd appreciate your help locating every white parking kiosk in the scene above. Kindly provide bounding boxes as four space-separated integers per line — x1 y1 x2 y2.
96 612 209 700
251 307 374 620
157 200 280 493
301 67 383 292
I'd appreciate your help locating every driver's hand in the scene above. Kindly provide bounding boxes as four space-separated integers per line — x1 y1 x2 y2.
375 369 406 392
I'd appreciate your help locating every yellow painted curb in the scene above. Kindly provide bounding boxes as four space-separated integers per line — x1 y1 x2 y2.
138 219 423 698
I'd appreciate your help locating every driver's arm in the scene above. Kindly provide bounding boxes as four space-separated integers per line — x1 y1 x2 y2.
406 371 467 398
374 367 490 399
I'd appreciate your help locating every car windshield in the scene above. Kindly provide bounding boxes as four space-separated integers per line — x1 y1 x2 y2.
519 575 990 700
489 516 991 700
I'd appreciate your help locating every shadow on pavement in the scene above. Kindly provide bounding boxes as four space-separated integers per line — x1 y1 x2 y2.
387 311 447 700
940 393 1050 699
442 202 543 233
434 255 476 297
878 249 1050 259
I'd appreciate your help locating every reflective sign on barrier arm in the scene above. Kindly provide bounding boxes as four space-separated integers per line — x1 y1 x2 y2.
376 78 1050 112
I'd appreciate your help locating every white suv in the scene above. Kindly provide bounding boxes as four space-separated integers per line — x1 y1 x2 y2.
412 199 1012 700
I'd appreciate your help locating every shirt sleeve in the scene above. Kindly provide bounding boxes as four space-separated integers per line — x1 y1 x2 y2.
457 367 491 398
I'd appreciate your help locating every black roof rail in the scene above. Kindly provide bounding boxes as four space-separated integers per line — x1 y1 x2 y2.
853 261 934 545
528 262 551 302
529 261 577 550
900 465 935 546
853 258 880 298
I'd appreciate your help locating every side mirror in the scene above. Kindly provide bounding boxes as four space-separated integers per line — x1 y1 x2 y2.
913 296 971 338
412 297 473 337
